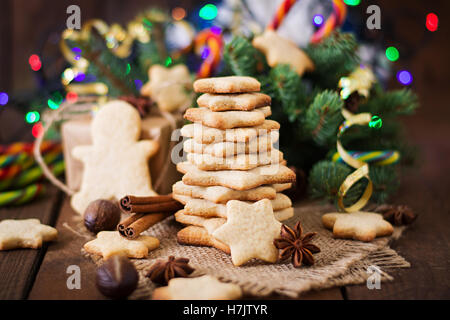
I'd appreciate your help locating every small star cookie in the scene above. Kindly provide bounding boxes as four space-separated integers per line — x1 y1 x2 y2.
322 212 394 242
252 30 314 76
212 199 282 266
0 219 57 250
83 231 159 259
153 275 242 300
141 64 192 112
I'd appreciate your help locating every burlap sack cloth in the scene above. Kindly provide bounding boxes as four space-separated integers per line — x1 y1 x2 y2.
76 201 410 299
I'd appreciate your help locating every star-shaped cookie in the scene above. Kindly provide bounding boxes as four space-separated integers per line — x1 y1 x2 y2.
212 199 282 266
153 275 242 300
252 30 314 76
322 212 394 242
141 64 192 112
83 231 159 259
0 219 57 250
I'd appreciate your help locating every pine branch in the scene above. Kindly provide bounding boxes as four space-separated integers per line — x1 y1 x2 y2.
305 31 360 88
223 36 267 77
369 166 400 203
304 90 344 146
359 88 418 117
266 64 307 122
308 160 365 206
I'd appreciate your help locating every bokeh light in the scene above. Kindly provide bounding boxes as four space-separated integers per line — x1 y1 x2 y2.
313 14 324 27
134 79 143 91
369 115 382 129
165 56 173 66
199 4 217 20
0 92 8 105
385 46 399 62
74 72 86 82
397 70 413 85
172 7 186 21
66 91 78 103
28 54 42 71
201 47 210 59
25 111 40 123
31 122 43 138
72 47 82 60
343 0 360 5
426 13 438 32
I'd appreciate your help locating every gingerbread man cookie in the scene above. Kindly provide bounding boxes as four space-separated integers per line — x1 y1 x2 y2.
71 100 159 214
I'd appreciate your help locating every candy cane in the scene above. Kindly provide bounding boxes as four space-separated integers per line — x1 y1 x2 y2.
195 28 223 78
267 0 298 30
310 0 347 43
0 183 46 207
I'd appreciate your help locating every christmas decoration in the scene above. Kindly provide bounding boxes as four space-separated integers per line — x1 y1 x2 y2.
221 2 418 205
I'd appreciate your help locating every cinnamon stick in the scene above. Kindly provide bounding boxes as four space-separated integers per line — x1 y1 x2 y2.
117 213 145 237
120 194 175 212
125 200 183 214
125 212 171 239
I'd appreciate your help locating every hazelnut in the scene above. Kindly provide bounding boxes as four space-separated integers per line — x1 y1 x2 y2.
96 255 138 299
84 199 121 234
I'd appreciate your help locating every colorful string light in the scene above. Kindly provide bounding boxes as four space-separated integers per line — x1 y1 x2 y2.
31 122 43 138
134 79 143 91
172 7 186 21
385 46 399 62
313 14 324 27
66 91 78 103
0 92 8 105
426 13 438 32
397 70 413 86
199 4 218 20
369 115 382 129
25 111 40 124
343 0 360 5
28 54 42 71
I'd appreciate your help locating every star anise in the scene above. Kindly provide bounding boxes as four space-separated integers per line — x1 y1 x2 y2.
118 95 153 117
146 256 194 285
273 221 320 268
377 204 417 226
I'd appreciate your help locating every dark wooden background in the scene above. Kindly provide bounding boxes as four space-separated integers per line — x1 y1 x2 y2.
0 0 449 299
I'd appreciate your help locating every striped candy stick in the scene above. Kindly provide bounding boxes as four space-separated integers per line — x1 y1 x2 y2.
267 0 298 30
310 0 347 43
332 150 400 166
0 183 46 207
0 152 63 191
195 28 223 78
0 140 57 155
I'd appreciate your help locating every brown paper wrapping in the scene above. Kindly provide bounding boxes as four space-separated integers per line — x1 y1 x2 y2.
61 110 183 195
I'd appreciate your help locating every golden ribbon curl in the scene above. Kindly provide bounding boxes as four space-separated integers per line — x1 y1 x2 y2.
336 108 374 212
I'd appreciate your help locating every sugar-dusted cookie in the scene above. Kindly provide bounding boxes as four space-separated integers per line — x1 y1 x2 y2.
322 212 394 242
193 76 260 93
0 219 57 250
153 275 242 300
187 149 283 171
212 199 282 266
252 30 314 77
177 225 230 254
174 204 294 221
70 100 159 214
197 92 271 111
175 210 226 234
184 106 271 129
140 64 192 112
178 162 296 190
172 181 277 203
183 135 275 157
84 231 159 259
174 193 292 218
180 120 280 144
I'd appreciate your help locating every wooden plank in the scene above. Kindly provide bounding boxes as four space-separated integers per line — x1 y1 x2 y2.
0 185 61 299
28 196 105 300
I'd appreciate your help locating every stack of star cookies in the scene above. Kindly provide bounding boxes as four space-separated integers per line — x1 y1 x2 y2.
173 76 296 255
